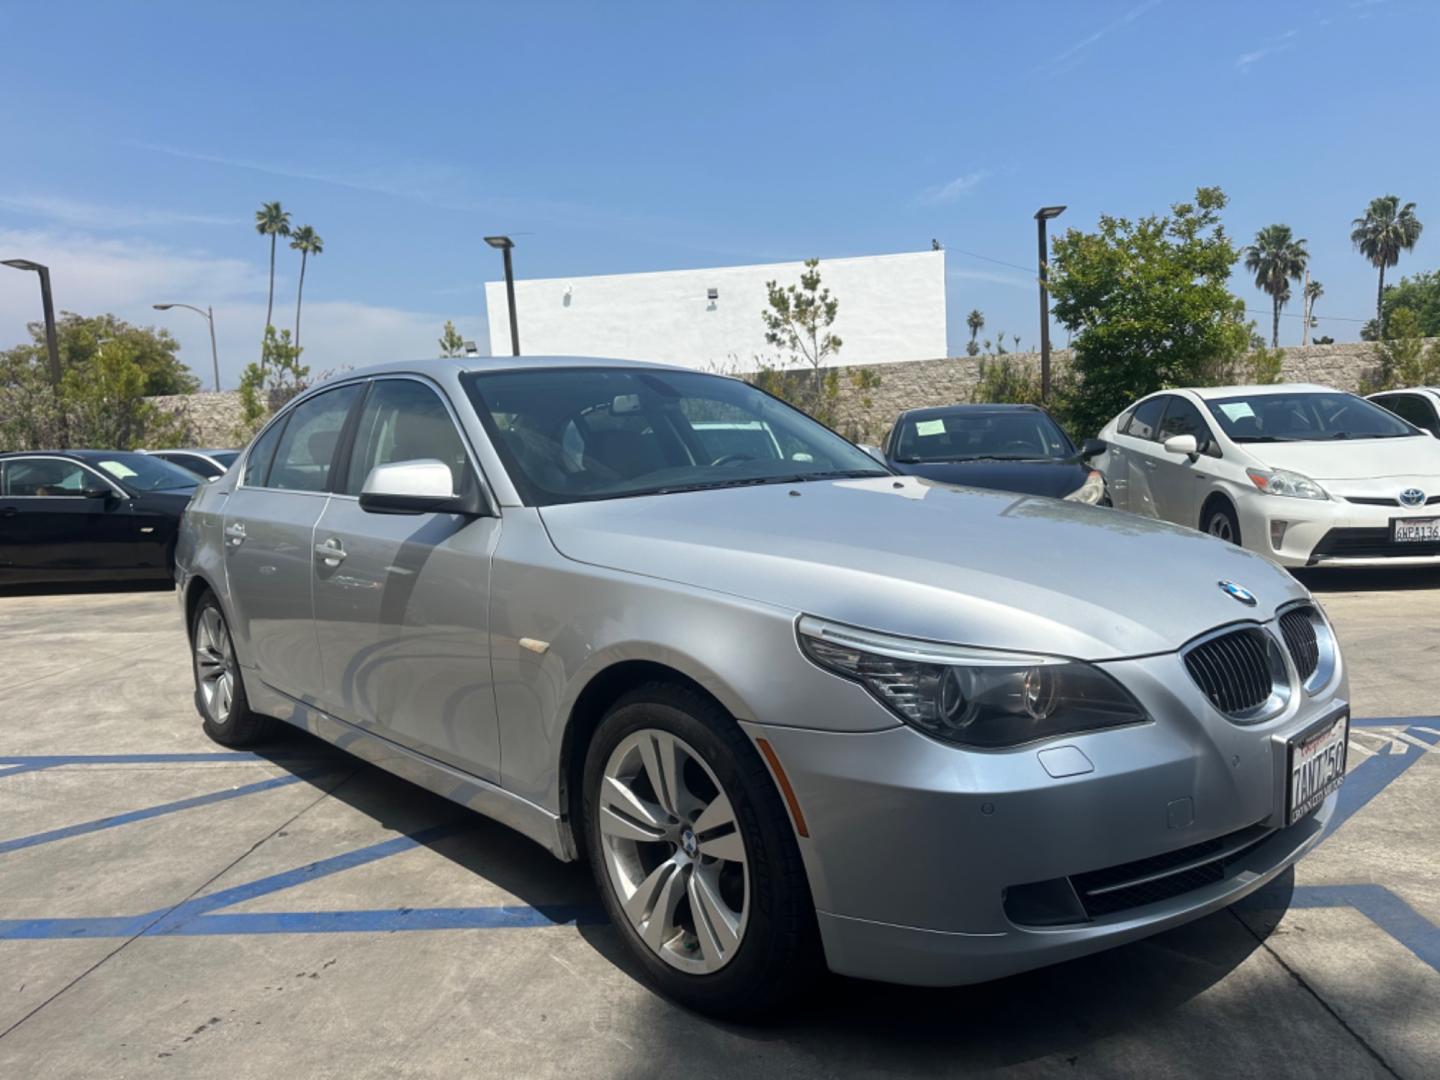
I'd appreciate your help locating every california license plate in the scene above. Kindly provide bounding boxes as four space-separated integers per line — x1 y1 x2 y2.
1287 712 1349 826
1393 516 1440 543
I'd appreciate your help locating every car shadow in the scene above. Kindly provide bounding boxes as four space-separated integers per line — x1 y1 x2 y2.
0 579 176 597
1293 565 1440 592
251 722 1290 1069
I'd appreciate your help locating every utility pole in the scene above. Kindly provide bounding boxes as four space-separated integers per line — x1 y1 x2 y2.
1301 268 1311 347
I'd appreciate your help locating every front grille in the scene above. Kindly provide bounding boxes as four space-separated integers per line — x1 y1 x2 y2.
1310 527 1440 561
1183 628 1275 716
1070 824 1274 918
1278 607 1320 682
1343 495 1440 507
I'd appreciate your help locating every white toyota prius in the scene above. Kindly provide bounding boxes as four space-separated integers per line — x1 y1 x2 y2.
1096 384 1440 567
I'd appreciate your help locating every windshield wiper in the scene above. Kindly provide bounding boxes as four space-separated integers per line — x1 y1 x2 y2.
1232 435 1302 443
648 469 885 496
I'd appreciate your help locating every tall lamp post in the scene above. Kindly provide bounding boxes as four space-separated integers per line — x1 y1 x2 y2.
153 303 221 391
484 235 520 356
1033 206 1066 401
3 259 61 387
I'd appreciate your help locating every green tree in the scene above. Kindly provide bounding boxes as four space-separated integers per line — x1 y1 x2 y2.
1243 224 1308 348
847 367 883 442
965 308 985 357
235 327 310 438
1303 279 1323 343
438 320 466 357
1351 195 1423 336
289 224 323 349
762 259 842 417
1365 307 1440 392
1248 345 1285 385
1377 270 1440 338
970 357 1042 405
1047 186 1251 436
255 200 292 333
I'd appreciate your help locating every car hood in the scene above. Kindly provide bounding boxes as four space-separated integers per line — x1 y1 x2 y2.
1248 436 1440 481
891 459 1089 499
537 476 1306 660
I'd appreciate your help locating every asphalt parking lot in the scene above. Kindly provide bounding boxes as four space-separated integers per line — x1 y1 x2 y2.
1 571 1437 1079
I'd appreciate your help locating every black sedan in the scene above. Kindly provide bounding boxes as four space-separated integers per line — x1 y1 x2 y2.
877 404 1108 503
0 450 199 585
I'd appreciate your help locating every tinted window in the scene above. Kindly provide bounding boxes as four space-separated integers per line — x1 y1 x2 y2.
344 379 473 496
266 385 361 492
210 451 239 469
462 367 885 506
2 458 92 497
92 453 197 491
1205 392 1417 442
1157 397 1217 453
1124 397 1167 441
893 410 1071 462
159 452 222 479
243 418 288 487
1376 394 1438 433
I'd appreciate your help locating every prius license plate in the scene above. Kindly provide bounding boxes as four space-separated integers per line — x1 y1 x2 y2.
1287 712 1349 826
1393 517 1440 543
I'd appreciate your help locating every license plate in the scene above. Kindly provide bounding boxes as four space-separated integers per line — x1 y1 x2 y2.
1287 712 1349 826
1393 516 1440 543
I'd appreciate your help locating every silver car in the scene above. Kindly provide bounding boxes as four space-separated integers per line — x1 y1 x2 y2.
175 357 1349 1016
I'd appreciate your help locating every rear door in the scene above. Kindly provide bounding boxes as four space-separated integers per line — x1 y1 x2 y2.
222 384 362 703
0 457 136 577
311 376 502 781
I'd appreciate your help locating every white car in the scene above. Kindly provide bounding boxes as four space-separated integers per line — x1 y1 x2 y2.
1368 387 1440 438
1096 384 1440 567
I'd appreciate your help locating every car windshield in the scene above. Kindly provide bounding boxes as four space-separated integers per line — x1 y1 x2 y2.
1205 392 1419 442
463 367 887 505
893 410 1072 463
93 453 199 491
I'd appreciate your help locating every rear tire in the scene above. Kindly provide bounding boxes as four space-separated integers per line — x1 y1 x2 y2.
582 682 820 1018
1203 501 1241 546
191 592 276 747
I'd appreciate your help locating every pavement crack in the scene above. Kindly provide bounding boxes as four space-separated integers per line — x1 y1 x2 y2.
1228 906 1403 1079
0 764 362 1043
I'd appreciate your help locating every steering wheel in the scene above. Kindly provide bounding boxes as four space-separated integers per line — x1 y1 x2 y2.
709 453 755 467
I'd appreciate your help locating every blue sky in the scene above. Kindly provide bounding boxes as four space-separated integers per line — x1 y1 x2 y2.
0 0 1435 386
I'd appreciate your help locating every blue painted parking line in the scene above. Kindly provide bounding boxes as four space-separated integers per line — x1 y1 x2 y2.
1288 885 1440 974
1320 726 1439 845
1350 714 1440 728
0 772 322 855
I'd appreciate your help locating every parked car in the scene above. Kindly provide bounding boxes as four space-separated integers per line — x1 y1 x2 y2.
144 448 241 479
1367 387 1440 437
877 403 1107 503
1096 383 1440 566
0 450 199 584
177 358 1346 1016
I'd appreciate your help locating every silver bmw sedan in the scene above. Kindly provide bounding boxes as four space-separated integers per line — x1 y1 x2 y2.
175 357 1348 1017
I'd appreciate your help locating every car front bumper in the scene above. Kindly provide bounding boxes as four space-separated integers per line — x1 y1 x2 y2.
747 649 1347 986
1235 488 1440 567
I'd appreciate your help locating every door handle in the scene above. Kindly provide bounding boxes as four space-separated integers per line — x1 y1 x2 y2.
224 522 246 546
314 539 347 564
1144 460 1159 470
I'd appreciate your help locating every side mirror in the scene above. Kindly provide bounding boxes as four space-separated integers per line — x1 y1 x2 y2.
1163 434 1199 458
857 444 888 466
82 485 115 501
1078 438 1107 461
359 459 483 516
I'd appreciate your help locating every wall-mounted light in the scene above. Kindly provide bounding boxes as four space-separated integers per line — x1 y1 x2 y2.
563 283 573 307
462 341 479 357
706 287 719 300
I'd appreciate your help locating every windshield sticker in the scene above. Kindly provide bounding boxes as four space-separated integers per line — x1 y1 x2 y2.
98 461 137 479
915 419 946 437
1218 402 1255 422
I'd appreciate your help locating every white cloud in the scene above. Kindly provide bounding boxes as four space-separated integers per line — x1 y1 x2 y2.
946 268 1034 291
916 172 989 205
0 194 241 229
1235 34 1297 70
1032 1 1164 75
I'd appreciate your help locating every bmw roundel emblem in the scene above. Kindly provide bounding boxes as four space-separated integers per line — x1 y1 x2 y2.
1400 488 1426 507
1218 580 1258 606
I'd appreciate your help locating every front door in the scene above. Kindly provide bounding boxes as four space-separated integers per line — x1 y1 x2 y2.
223 384 361 703
0 457 136 577
1151 395 1219 529
1114 396 1169 518
311 377 502 781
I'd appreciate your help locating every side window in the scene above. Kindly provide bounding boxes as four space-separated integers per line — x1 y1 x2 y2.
1380 394 1435 433
1125 397 1167 441
344 379 473 496
266 385 362 492
1158 397 1219 455
243 416 289 487
4 458 92 497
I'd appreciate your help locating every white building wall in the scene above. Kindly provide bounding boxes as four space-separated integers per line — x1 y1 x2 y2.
484 250 946 370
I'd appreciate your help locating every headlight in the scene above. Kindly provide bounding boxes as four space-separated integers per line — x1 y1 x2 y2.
797 617 1148 748
1246 467 1328 500
1063 469 1106 504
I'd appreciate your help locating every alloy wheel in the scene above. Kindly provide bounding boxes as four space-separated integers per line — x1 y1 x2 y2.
597 729 749 974
194 607 237 723
1208 513 1234 542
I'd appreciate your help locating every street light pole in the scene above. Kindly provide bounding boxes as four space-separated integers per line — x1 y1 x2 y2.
1033 206 1066 402
3 259 61 387
484 235 520 356
153 303 221 391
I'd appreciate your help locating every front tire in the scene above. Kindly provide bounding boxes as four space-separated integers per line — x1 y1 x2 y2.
1203 501 1242 546
582 683 819 1017
191 593 276 747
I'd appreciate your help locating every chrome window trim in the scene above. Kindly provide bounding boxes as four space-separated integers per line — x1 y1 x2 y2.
0 454 129 500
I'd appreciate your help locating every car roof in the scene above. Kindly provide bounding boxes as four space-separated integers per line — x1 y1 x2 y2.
334 355 693 381
897 403 1048 421
0 449 151 461
1184 383 1339 400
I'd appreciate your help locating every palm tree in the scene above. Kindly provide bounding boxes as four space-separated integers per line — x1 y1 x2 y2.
1351 195 1423 336
1244 224 1309 347
289 225 324 350
1303 279 1323 345
966 309 985 356
254 201 292 332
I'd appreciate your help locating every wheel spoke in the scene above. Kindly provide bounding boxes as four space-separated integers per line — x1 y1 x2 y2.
694 793 745 864
598 776 668 842
638 732 684 818
216 673 232 718
688 865 740 963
